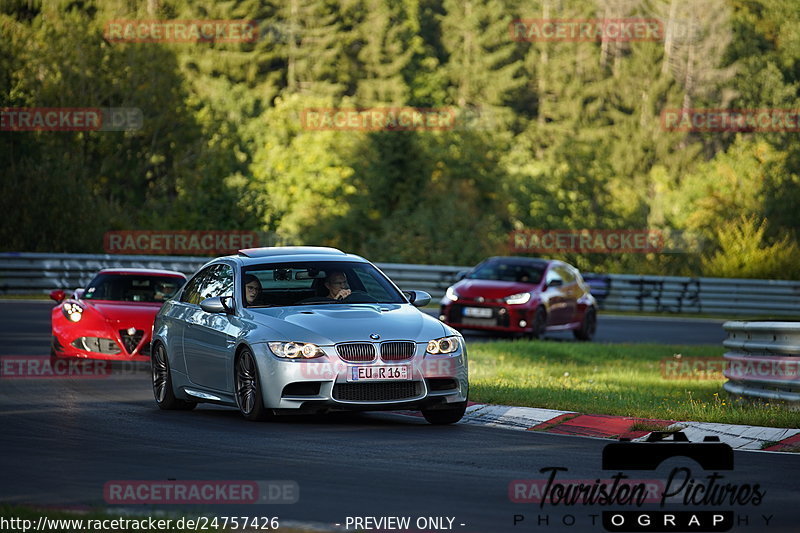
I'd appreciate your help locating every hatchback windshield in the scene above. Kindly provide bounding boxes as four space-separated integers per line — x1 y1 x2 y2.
467 262 545 284
83 274 185 302
242 261 406 307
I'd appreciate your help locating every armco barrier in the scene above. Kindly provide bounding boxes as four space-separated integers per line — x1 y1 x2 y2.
1 252 799 317
722 321 800 402
0 253 209 294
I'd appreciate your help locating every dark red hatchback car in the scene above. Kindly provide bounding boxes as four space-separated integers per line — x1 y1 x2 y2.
439 257 597 340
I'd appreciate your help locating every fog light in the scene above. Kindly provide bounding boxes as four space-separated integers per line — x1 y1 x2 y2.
439 314 446 321
519 320 527 328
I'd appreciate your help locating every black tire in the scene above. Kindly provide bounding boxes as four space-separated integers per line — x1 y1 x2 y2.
151 343 197 411
422 401 467 425
573 308 597 341
235 348 271 421
529 307 547 339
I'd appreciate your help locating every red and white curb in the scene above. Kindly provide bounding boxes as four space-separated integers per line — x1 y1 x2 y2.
415 403 800 452
462 404 575 431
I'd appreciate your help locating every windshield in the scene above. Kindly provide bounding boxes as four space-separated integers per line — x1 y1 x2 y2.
83 274 185 303
467 262 545 284
242 261 406 307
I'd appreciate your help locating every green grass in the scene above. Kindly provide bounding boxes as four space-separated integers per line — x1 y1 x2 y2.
468 340 799 428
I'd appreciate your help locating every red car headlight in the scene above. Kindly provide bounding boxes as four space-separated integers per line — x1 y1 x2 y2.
62 302 84 322
504 292 531 305
445 286 459 301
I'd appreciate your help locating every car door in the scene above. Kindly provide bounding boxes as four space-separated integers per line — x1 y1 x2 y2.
543 266 568 325
553 264 579 324
182 263 237 392
167 266 214 373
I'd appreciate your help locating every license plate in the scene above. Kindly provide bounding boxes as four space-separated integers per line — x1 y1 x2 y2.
348 365 410 382
464 306 493 318
462 317 497 326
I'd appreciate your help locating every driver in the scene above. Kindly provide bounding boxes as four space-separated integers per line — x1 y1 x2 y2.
324 271 351 300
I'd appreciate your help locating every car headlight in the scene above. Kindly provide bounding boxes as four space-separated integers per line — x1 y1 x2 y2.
62 302 84 322
426 336 460 354
504 292 531 305
268 341 325 359
445 286 459 302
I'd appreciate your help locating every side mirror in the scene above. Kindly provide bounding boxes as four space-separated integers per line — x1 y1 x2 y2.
200 296 233 314
455 270 469 281
404 290 432 308
50 289 66 303
547 279 563 289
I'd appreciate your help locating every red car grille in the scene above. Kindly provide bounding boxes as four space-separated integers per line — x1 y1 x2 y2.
380 341 415 361
119 329 144 354
337 343 376 362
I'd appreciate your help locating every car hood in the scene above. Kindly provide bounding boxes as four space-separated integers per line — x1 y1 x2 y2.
82 300 161 327
244 303 448 345
454 279 541 299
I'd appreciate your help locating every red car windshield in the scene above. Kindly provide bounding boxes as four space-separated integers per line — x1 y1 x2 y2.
467 262 545 284
82 274 185 302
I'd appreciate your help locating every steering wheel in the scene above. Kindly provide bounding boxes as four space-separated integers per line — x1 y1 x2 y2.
296 296 336 304
341 290 378 303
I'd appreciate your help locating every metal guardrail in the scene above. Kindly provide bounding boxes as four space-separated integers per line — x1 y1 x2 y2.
0 253 209 294
722 321 800 402
601 274 800 316
1 252 799 317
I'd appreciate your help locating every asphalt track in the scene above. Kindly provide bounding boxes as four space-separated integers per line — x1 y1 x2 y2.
3 301 726 356
1 302 797 532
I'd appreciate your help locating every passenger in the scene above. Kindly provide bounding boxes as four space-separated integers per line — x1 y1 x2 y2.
154 280 179 301
324 271 351 300
244 274 263 305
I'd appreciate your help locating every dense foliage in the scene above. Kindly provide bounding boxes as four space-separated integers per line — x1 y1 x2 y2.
2 0 799 278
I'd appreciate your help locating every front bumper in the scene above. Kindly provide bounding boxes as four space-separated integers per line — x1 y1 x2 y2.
440 302 534 333
252 341 469 411
51 327 151 362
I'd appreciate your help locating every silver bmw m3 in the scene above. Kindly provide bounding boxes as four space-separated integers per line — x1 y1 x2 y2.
151 246 469 424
